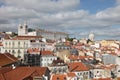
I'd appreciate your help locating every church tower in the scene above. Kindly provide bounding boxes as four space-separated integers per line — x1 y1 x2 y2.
18 23 28 36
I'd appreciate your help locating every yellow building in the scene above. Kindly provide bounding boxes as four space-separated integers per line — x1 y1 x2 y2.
100 40 117 47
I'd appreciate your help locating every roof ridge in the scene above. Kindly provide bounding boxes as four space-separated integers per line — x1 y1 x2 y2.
4 54 16 62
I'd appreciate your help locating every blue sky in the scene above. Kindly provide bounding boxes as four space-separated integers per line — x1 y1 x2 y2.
80 0 116 13
0 0 120 40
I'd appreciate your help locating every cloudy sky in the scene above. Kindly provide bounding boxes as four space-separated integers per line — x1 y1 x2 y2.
0 0 120 40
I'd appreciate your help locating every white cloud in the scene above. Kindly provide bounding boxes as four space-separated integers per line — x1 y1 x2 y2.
0 6 38 24
0 0 120 39
116 0 120 5
4 0 80 12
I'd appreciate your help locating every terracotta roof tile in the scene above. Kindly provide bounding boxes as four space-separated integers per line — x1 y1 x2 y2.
0 67 13 80
93 78 111 80
10 36 42 40
27 48 40 53
0 74 5 80
67 72 76 77
4 67 48 80
52 74 66 80
68 62 89 72
0 67 12 74
41 51 53 56
0 53 18 67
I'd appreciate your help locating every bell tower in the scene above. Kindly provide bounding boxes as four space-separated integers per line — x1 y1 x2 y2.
18 23 28 36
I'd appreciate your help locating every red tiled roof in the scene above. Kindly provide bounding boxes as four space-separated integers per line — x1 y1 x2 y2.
0 67 12 74
4 67 48 80
10 36 42 40
117 77 120 80
67 72 76 77
52 74 66 80
93 78 111 80
0 67 13 80
41 51 53 56
0 74 5 80
68 62 89 72
27 48 40 53
0 53 18 67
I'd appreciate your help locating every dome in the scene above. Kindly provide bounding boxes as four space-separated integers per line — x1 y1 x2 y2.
89 32 94 41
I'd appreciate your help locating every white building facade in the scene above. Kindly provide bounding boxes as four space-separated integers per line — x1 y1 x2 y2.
18 23 68 40
3 39 30 59
41 55 57 67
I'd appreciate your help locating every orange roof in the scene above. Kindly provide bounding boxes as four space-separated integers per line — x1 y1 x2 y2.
10 36 42 40
4 67 48 80
0 53 18 67
93 78 111 80
117 77 120 80
0 67 13 80
41 51 53 56
52 74 66 80
27 48 40 53
68 62 89 72
67 72 76 77
0 74 5 80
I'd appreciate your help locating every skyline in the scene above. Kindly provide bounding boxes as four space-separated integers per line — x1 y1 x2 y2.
0 0 120 40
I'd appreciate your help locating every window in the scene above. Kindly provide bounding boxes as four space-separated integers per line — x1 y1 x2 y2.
17 55 21 58
5 50 7 52
18 41 20 45
18 50 21 53
12 50 15 54
5 42 7 46
97 71 99 73
20 26 23 29
118 70 120 72
41 59 43 61
86 72 88 75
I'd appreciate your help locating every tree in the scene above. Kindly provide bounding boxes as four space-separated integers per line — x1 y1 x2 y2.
28 28 35 32
66 37 76 42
